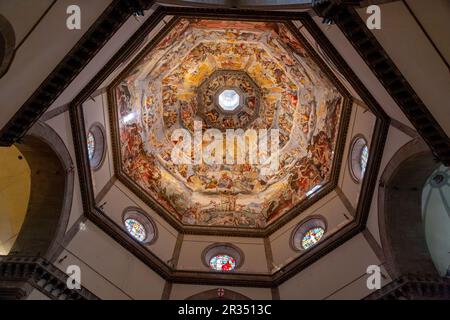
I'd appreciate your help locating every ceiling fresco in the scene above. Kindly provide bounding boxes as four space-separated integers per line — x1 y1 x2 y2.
111 18 348 229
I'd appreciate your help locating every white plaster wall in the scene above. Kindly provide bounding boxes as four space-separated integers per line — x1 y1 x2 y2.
0 0 112 129
278 233 389 299
57 220 166 299
312 16 413 127
178 234 267 273
101 181 178 264
358 1 450 135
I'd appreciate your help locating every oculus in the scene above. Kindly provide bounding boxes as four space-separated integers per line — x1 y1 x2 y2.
218 89 240 112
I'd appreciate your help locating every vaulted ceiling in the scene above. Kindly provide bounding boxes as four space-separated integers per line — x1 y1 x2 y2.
109 18 350 232
1 0 449 292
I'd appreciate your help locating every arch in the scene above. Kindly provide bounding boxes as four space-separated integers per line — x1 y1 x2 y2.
9 121 74 262
0 14 16 78
186 288 252 300
378 137 440 278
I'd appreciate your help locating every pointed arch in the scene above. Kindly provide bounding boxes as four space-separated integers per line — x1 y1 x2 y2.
10 121 74 261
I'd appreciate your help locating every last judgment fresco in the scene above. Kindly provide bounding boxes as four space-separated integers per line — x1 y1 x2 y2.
112 19 346 229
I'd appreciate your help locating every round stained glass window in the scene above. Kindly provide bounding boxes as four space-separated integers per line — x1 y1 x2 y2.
301 227 325 250
122 208 158 245
349 136 369 183
87 123 106 170
87 132 95 160
291 217 327 251
209 254 236 271
124 218 146 242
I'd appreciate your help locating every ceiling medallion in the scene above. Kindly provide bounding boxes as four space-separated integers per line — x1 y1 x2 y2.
197 70 261 129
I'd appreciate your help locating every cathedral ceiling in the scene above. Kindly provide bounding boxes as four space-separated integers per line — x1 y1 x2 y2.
109 18 350 232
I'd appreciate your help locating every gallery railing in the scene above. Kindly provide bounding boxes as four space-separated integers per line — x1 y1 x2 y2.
0 255 98 300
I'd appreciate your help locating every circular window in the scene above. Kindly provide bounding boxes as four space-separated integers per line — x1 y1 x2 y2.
209 254 236 271
291 217 327 251
122 208 157 244
349 136 369 183
202 243 243 272
87 123 106 170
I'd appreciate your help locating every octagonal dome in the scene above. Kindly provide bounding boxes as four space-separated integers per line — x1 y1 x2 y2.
110 18 350 231
218 89 240 112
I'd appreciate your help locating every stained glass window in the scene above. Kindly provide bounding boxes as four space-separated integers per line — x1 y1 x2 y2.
360 145 369 175
301 227 325 250
124 218 147 242
87 132 95 160
209 254 236 271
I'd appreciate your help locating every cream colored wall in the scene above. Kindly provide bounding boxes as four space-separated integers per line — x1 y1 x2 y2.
56 220 166 299
357 1 450 135
48 9 169 111
178 234 267 273
278 233 391 300
0 0 112 130
170 284 272 300
269 190 351 269
100 180 178 264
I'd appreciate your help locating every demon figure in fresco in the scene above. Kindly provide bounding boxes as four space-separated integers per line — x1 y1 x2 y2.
112 19 346 229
